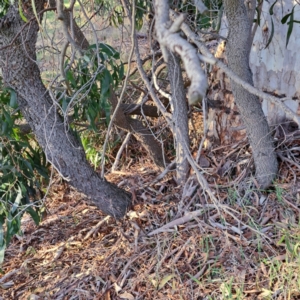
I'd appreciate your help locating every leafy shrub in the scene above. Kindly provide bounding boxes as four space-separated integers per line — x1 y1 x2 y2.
0 79 49 264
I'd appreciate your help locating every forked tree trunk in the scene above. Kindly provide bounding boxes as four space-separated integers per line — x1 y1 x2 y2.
0 3 131 218
224 0 278 188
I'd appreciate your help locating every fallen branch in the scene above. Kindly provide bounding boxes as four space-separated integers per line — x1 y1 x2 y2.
148 209 205 236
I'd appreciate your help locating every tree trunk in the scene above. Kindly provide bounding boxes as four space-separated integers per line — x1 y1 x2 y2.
0 3 131 218
224 0 278 188
167 52 190 184
249 0 299 125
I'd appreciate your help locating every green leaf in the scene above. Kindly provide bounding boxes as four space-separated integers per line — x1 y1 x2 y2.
10 186 22 214
281 12 291 24
285 237 294 253
18 0 28 22
26 207 41 226
118 63 124 80
254 7 260 26
100 69 112 96
9 90 17 108
269 0 278 16
98 43 120 60
286 6 295 47
22 159 33 173
83 55 90 62
1 121 7 135
62 97 69 112
0 218 4 247
0 247 5 266
187 273 201 285
135 17 144 31
31 0 42 29
265 18 274 48
19 182 27 194
66 70 76 86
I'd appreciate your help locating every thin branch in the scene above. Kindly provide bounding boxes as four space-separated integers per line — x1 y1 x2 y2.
101 0 136 178
56 0 82 53
112 132 132 172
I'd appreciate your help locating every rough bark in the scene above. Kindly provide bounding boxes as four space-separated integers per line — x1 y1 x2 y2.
0 2 131 218
167 52 189 184
224 0 278 188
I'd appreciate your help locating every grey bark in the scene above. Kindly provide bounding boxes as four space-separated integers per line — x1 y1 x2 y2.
250 0 300 99
224 0 278 188
50 0 90 51
0 3 131 218
167 52 190 184
249 0 299 125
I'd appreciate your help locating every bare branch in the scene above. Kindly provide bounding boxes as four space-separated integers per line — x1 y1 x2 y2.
101 0 136 178
154 0 208 106
56 0 82 53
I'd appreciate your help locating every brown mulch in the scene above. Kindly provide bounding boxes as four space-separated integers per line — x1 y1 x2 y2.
1 135 300 300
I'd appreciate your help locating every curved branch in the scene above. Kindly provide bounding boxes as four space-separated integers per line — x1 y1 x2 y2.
154 0 208 106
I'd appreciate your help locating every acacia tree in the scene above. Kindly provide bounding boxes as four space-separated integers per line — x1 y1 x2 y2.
0 1 131 219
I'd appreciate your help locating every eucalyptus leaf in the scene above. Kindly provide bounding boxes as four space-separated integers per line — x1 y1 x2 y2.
286 6 295 47
26 207 41 226
269 0 278 15
265 18 274 48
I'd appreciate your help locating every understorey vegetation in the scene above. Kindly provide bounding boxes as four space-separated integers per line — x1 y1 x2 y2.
1 0 300 298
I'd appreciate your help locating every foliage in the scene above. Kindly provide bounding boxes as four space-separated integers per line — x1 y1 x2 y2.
1 1 300 299
61 42 124 129
266 1 300 48
0 0 10 18
0 79 49 264
0 0 27 21
69 43 124 167
0 39 125 259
